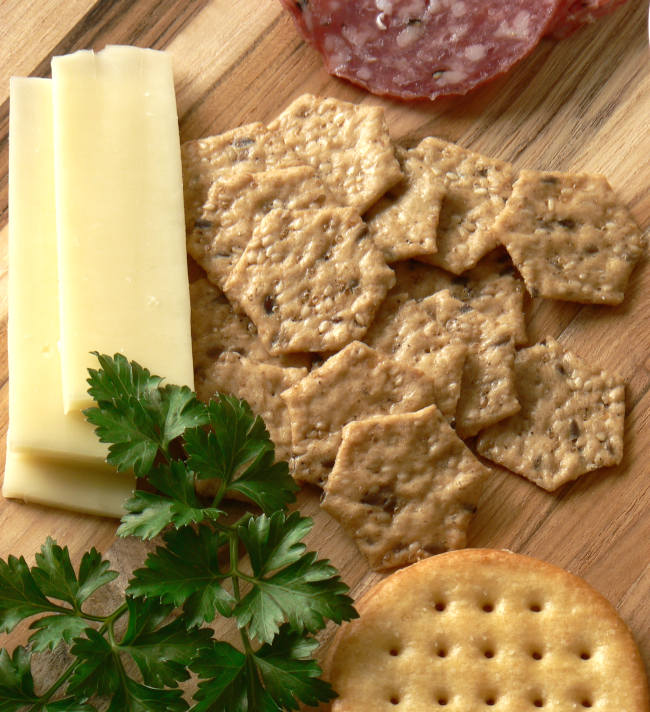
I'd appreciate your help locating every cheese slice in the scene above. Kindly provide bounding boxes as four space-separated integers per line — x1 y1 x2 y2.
52 46 194 413
7 77 106 463
5 77 133 517
3 449 132 519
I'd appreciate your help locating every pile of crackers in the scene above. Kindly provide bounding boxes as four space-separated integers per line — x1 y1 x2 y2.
184 94 643 572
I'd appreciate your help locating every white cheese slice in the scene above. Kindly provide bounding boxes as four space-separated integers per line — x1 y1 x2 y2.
7 77 106 463
3 448 132 519
52 45 194 413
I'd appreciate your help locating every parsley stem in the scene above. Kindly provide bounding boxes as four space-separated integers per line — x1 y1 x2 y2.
30 657 80 708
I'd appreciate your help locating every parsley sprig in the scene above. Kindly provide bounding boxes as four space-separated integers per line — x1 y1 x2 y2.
0 354 357 711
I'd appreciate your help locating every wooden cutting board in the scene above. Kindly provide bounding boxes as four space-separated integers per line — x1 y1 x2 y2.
1 0 648 689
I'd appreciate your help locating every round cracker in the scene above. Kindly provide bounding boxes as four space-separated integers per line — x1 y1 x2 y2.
325 549 649 712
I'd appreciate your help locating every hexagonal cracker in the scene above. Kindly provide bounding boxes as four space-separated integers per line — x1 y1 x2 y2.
280 341 440 487
190 278 311 372
181 122 302 234
392 252 527 345
268 94 403 214
420 291 520 438
365 145 444 262
223 207 395 354
322 405 490 571
495 170 645 304
364 293 467 422
476 337 625 491
187 165 333 290
412 137 515 274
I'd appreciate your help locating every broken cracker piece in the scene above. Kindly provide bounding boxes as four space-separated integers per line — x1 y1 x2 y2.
223 207 395 354
364 145 443 262
496 170 644 304
181 122 301 234
364 294 466 421
268 94 402 214
281 341 440 487
322 405 489 571
421 290 520 438
476 336 625 491
187 165 332 290
194 353 308 491
412 137 514 274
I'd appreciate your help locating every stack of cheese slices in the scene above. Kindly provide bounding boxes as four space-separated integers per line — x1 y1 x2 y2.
4 46 193 517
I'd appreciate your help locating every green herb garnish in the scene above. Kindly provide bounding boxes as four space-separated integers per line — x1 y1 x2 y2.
0 353 357 711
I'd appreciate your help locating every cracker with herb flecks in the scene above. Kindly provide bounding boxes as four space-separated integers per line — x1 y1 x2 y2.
281 341 440 487
268 94 402 214
365 145 443 262
420 291 520 438
392 254 527 346
187 165 332 290
181 122 302 234
322 405 489 571
190 278 311 372
223 207 395 354
410 137 514 274
495 170 644 304
364 295 466 421
476 337 625 491
194 353 308 493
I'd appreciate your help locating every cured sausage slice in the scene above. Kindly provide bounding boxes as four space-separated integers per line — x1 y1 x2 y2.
289 0 562 100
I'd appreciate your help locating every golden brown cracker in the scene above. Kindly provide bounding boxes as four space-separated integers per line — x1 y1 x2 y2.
476 337 625 491
496 170 644 304
365 145 443 262
181 122 301 234
223 207 395 354
322 406 489 571
325 549 650 712
281 341 440 487
364 295 466 421
189 278 310 371
187 165 331 289
421 291 520 438
268 94 402 213
411 137 514 274
392 253 527 345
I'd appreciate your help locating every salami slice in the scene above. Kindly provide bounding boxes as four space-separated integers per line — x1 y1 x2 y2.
548 0 630 39
288 0 562 101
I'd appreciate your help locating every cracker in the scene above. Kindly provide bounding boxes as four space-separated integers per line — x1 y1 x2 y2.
364 295 466 421
181 122 301 233
322 406 489 571
421 291 520 438
268 94 403 214
495 170 645 304
476 337 625 491
223 207 395 354
281 341 440 486
187 165 332 289
189 278 310 370
392 255 529 347
325 549 650 712
365 145 443 262
194 352 307 497
411 137 514 274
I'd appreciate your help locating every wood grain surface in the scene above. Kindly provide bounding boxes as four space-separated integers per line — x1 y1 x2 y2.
1 0 648 696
